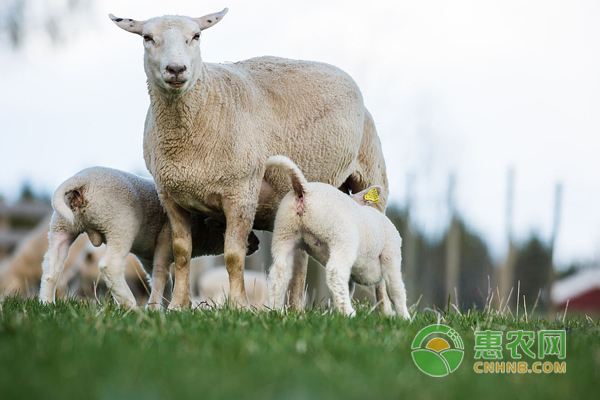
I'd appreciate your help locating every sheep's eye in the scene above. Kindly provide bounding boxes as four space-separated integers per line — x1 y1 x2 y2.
143 35 154 43
192 33 200 41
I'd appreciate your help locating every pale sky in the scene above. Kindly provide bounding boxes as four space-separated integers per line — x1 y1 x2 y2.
1 0 599 267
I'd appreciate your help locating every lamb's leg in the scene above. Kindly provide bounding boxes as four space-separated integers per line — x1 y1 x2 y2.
222 198 258 307
146 261 171 311
98 243 138 309
146 225 173 311
382 259 410 319
159 194 192 310
375 280 394 316
40 228 77 303
325 252 355 316
268 240 296 310
286 249 308 310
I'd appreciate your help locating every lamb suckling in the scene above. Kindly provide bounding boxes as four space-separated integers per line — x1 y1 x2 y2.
265 156 409 318
40 167 259 310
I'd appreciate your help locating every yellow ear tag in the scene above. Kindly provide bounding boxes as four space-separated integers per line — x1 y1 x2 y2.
364 188 379 203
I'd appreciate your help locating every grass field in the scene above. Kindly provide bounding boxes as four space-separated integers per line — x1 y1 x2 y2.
0 296 598 400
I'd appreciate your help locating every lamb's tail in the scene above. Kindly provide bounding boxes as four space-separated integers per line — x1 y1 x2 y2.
265 155 308 200
51 176 86 226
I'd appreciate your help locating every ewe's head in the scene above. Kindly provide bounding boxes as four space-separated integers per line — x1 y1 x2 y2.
109 8 228 98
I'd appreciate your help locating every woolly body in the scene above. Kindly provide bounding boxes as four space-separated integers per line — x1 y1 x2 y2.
111 10 388 309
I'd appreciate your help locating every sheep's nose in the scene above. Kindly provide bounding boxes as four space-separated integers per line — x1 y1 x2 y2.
166 64 187 75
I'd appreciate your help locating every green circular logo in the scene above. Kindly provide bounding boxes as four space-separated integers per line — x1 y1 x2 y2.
411 324 464 377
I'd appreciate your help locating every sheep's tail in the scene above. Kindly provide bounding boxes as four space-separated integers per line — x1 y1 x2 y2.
265 156 308 211
51 176 86 226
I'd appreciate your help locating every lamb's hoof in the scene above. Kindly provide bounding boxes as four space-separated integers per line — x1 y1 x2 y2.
346 308 357 318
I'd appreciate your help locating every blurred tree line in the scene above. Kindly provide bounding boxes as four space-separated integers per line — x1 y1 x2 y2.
386 204 557 312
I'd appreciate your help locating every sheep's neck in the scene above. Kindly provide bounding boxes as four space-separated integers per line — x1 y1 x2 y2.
148 65 222 141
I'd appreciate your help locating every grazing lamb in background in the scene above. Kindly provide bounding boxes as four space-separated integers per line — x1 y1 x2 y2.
40 167 259 310
64 242 150 301
266 156 409 318
194 266 269 308
0 215 88 298
0 216 145 300
109 8 389 310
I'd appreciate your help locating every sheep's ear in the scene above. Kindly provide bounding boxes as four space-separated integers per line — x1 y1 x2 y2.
352 186 384 206
193 8 228 31
109 14 147 35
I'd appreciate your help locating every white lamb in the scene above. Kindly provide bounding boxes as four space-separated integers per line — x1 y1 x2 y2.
109 8 389 309
40 167 259 310
266 156 410 318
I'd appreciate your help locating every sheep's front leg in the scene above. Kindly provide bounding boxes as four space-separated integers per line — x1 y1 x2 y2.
40 228 77 303
222 198 258 307
159 194 192 311
98 243 137 309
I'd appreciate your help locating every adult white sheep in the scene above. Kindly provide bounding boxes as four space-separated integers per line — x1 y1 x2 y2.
109 8 389 309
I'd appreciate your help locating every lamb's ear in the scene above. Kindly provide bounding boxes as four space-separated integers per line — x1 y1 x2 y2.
352 186 384 206
109 14 147 35
192 8 228 31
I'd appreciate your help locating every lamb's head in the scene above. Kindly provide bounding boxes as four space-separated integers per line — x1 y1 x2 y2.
109 8 228 97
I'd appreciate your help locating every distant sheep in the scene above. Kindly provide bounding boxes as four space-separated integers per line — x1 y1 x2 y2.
0 216 146 300
40 167 259 310
110 8 389 310
266 156 409 318
0 215 87 297
65 242 150 301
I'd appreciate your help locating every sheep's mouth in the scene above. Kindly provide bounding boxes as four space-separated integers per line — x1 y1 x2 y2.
166 80 186 88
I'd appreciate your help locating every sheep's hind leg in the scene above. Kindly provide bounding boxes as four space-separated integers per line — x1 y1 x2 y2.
98 243 138 310
325 252 356 316
267 240 296 310
40 227 78 303
375 280 394 316
286 249 308 310
382 258 410 319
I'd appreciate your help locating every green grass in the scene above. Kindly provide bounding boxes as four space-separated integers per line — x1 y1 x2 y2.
0 296 598 400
